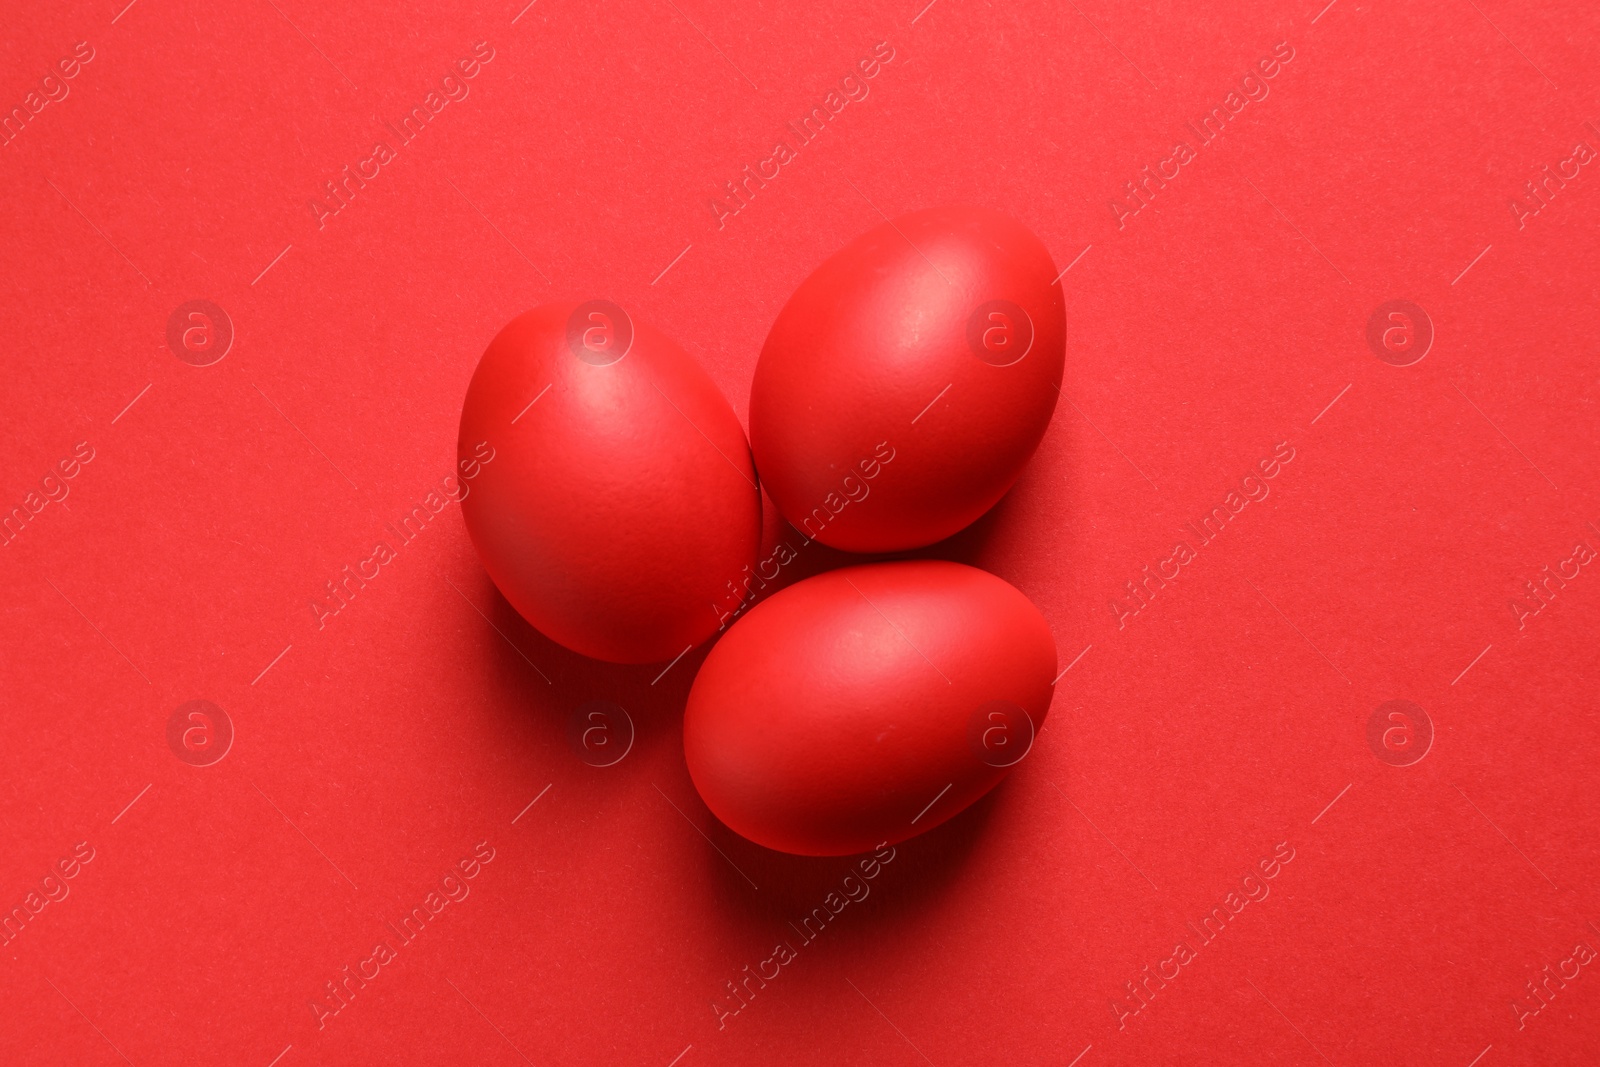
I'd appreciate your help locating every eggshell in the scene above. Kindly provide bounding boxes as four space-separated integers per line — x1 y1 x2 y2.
683 560 1056 855
458 301 761 664
749 205 1065 552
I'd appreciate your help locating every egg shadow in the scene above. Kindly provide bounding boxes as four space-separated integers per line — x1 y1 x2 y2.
633 485 1047 928
460 564 1007 946
719 486 1021 627
454 482 1040 934
684 770 1012 945
456 564 709 784
907 481 1032 569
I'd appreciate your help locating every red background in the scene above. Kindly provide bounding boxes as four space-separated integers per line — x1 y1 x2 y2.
3 0 1599 1064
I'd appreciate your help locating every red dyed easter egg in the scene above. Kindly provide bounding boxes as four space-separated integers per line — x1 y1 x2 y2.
750 205 1065 552
458 301 761 664
683 560 1056 855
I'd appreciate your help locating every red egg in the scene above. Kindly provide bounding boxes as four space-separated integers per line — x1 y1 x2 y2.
683 560 1056 856
458 301 761 664
749 205 1065 552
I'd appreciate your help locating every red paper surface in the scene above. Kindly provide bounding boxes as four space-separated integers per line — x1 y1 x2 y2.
3 1 1599 1064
